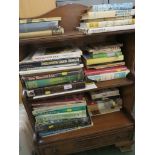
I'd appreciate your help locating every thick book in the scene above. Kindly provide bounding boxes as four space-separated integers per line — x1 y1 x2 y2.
90 88 120 99
90 3 134 12
80 18 135 29
19 58 80 70
19 64 84 76
20 27 64 38
25 71 84 89
81 9 135 20
86 61 125 69
33 105 86 117
35 116 90 132
31 47 82 61
20 17 61 24
84 66 128 76
35 110 87 124
87 69 130 81
26 81 86 97
20 21 59 33
22 69 83 81
86 43 123 53
83 54 124 65
77 24 135 34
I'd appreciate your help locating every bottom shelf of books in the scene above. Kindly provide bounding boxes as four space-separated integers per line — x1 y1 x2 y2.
36 111 134 144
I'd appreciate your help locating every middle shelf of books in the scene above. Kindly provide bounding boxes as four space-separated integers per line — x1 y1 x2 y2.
20 40 134 139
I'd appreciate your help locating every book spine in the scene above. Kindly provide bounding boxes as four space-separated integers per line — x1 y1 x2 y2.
87 24 135 34
22 69 82 81
25 73 84 89
85 55 124 65
84 19 134 28
26 81 85 97
19 64 84 76
87 70 130 81
19 27 64 39
19 58 80 70
91 3 134 12
84 66 127 76
33 106 86 116
91 51 122 58
19 21 59 33
35 117 89 132
19 30 52 38
87 9 135 19
35 110 87 123
33 50 82 61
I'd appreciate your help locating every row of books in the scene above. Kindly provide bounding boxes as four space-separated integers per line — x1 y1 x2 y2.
32 95 92 137
19 17 64 38
20 43 130 98
77 2 135 34
31 88 122 137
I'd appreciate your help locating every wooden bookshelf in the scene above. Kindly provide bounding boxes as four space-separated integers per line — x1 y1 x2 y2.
20 4 135 155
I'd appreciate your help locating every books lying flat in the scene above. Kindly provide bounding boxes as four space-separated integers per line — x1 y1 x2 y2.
19 64 84 75
87 69 130 82
77 24 135 34
83 54 124 65
87 97 122 116
33 83 97 99
26 81 86 97
20 17 61 33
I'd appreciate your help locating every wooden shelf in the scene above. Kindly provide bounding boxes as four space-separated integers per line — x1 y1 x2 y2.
19 29 135 45
38 111 134 145
28 78 133 100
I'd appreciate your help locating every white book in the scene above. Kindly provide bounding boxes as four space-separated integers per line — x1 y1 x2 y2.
32 48 82 61
19 64 84 76
80 18 135 29
78 24 135 34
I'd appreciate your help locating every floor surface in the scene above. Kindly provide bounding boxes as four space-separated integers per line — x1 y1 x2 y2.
73 145 135 155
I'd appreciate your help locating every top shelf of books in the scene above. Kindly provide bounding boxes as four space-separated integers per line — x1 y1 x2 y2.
19 29 135 45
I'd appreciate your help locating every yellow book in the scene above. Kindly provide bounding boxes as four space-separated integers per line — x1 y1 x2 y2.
83 55 124 65
20 30 52 38
82 19 135 29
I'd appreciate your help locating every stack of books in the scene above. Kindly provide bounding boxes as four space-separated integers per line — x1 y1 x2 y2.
19 17 64 38
32 95 92 137
87 88 122 116
77 2 135 34
20 47 87 98
82 43 130 82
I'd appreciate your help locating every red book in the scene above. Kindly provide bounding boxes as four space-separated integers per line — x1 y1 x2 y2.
84 66 127 76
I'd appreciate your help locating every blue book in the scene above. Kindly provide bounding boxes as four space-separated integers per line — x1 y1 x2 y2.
19 21 58 33
92 3 134 12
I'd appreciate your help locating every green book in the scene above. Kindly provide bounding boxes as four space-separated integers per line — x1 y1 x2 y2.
32 106 86 116
25 73 83 89
35 110 87 124
91 51 122 58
